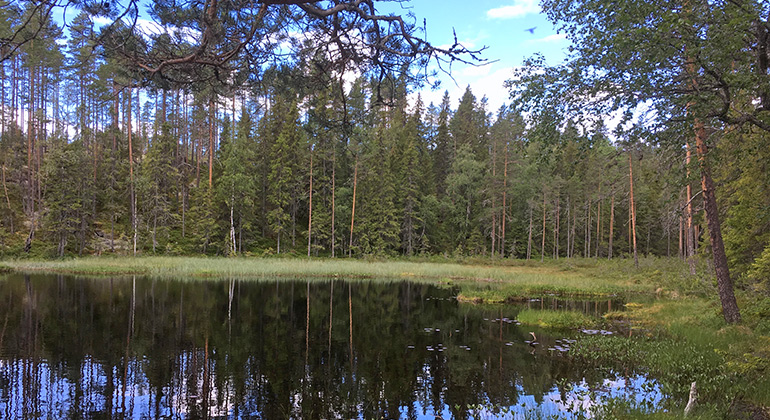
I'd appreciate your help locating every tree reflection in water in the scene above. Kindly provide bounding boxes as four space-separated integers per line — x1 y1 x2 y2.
0 274 663 419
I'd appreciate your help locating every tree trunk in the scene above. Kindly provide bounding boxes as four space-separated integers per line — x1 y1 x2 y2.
152 212 157 253
26 62 35 232
331 149 336 258
491 139 497 258
348 154 358 258
570 205 577 258
209 98 215 189
587 201 592 258
566 198 571 258
608 193 614 259
2 164 13 234
526 205 533 260
128 87 137 256
541 191 546 262
308 151 313 257
686 142 697 275
554 195 560 259
501 143 508 258
596 189 601 258
694 122 741 324
230 197 236 255
629 152 638 268
679 213 684 259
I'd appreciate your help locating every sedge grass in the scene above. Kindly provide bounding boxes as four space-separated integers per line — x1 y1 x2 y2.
1 256 656 299
516 308 599 329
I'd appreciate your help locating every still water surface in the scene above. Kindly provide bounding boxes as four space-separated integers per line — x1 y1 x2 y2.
0 274 662 419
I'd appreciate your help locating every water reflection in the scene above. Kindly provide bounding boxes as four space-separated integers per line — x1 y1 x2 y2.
0 274 661 419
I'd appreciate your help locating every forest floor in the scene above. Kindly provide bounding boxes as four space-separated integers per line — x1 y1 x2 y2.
3 255 769 418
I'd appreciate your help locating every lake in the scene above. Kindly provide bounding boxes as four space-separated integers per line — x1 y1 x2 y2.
0 274 663 419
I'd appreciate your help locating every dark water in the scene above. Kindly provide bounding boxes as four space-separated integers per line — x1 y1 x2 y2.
0 274 662 419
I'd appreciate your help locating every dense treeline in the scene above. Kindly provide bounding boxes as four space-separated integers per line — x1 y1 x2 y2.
0 2 768 292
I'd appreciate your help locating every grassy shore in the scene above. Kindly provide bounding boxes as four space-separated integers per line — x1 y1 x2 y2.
1 255 660 299
2 255 768 418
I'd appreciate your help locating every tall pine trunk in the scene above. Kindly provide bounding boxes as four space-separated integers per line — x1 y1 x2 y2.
331 149 336 258
608 193 614 259
308 151 313 257
541 191 546 262
209 98 215 189
526 205 533 260
629 152 638 268
128 87 137 256
685 142 697 274
694 122 741 323
595 189 601 258
348 154 358 258
491 139 497 257
501 143 508 257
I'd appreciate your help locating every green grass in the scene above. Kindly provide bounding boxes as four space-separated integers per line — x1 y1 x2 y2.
1 255 656 299
516 308 599 329
571 296 770 417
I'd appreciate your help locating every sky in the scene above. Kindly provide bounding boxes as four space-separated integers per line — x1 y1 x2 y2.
393 0 571 114
60 0 571 117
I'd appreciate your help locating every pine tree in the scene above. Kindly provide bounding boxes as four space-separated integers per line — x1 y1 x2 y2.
217 107 256 255
42 138 92 256
267 97 301 253
137 120 179 253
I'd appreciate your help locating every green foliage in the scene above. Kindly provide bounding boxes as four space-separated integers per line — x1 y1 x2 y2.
41 139 93 257
217 107 257 255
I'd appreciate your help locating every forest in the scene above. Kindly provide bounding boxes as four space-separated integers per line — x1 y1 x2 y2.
0 0 769 297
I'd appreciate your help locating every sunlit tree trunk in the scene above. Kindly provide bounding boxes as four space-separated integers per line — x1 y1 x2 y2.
685 143 697 275
308 151 313 257
128 87 136 256
694 121 741 323
629 152 638 268
209 98 215 189
348 155 358 258
608 193 615 259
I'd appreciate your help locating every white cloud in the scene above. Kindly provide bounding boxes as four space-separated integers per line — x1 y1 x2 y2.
460 64 493 78
410 65 520 119
136 18 164 37
487 0 540 19
530 33 567 43
92 16 113 26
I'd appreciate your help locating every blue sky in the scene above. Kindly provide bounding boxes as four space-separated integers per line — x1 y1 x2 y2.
62 0 570 116
398 0 570 113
